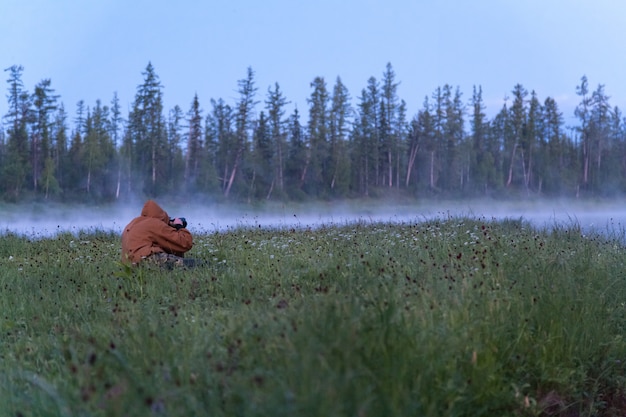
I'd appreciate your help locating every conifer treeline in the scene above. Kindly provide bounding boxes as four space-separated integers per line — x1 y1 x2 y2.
1 62 624 203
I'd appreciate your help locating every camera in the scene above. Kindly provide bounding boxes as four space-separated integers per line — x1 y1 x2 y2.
170 217 187 230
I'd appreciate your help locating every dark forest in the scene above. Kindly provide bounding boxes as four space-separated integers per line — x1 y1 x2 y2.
1 62 623 204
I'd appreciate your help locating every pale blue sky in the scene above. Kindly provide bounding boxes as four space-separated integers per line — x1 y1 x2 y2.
2 0 625 128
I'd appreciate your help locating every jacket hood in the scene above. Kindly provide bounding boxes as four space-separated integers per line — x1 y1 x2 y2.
141 200 169 223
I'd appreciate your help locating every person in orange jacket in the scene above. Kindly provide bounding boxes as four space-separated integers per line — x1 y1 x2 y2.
121 200 195 268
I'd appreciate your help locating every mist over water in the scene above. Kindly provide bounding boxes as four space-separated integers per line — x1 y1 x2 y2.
1 198 626 238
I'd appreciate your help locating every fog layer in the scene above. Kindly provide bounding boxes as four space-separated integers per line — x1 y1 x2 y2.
1 199 626 237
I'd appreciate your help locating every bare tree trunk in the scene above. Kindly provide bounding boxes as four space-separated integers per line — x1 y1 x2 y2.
405 143 419 187
299 150 310 189
32 133 39 191
126 159 132 195
364 157 369 196
582 140 589 186
115 166 121 199
388 151 392 187
277 139 284 191
266 178 274 200
224 147 243 198
506 144 517 188
520 149 530 195
429 150 435 189
396 148 400 189
151 147 157 188
222 164 229 191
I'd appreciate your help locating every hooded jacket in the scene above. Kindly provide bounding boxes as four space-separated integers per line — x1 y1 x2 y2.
121 200 193 264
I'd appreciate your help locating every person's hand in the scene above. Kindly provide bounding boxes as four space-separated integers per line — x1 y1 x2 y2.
171 218 184 230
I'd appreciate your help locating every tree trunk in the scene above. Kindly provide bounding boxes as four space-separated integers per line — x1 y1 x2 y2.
405 142 419 187
277 140 284 191
388 151 393 187
506 144 517 188
224 146 243 197
429 150 435 189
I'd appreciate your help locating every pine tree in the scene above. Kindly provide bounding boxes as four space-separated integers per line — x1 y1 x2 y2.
380 63 400 188
185 94 203 191
430 87 446 191
200 108 219 194
265 83 289 195
51 104 69 196
328 76 352 195
541 97 565 194
443 86 465 192
167 105 185 193
352 78 380 196
589 83 611 194
575 75 592 193
395 101 408 190
305 76 330 196
129 62 166 196
32 78 58 193
285 107 307 197
2 65 31 200
489 101 510 191
249 111 273 199
607 106 625 192
109 92 124 199
506 84 528 189
66 100 87 195
81 100 115 199
224 67 258 198
469 85 494 193
208 98 235 194
405 99 434 192
523 91 541 193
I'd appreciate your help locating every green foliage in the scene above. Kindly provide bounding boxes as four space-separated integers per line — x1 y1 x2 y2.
1 218 626 416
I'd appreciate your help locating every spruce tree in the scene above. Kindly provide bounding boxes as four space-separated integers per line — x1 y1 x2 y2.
32 78 58 193
129 62 166 196
442 86 465 192
208 98 235 194
51 104 69 196
225 67 257 198
352 78 380 196
523 91 541 193
110 92 124 199
265 83 288 195
2 65 31 200
575 75 591 192
541 97 565 194
590 83 611 194
185 94 203 191
249 111 273 199
305 76 330 196
380 63 400 188
506 84 528 189
469 85 493 193
329 76 351 195
284 107 307 197
167 105 185 193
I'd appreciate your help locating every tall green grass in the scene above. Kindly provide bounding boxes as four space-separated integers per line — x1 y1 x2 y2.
1 217 626 416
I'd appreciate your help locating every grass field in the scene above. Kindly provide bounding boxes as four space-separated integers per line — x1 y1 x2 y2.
2 216 626 416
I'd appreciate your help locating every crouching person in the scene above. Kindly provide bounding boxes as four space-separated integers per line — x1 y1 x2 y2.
121 200 197 269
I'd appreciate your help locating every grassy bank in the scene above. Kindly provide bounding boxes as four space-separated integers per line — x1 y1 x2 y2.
1 217 626 416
